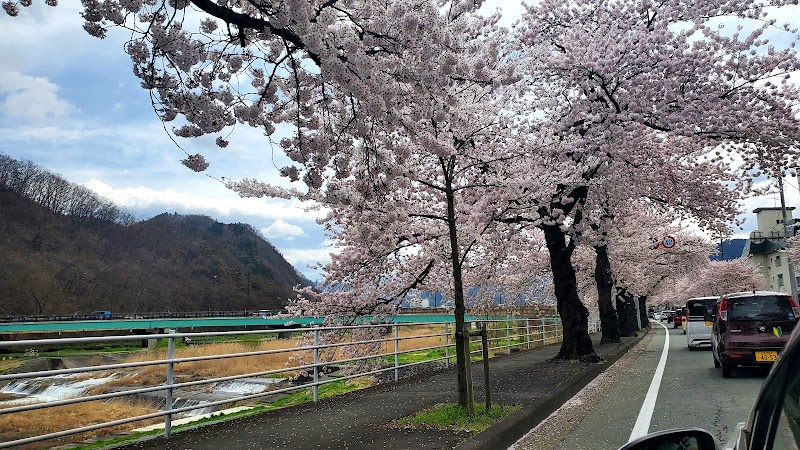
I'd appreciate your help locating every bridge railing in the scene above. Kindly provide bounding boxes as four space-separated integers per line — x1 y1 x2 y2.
0 317 598 448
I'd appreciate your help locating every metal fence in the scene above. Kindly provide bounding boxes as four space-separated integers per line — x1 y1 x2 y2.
0 317 599 448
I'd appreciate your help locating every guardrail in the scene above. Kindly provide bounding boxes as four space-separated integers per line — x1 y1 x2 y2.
0 307 456 323
0 317 599 448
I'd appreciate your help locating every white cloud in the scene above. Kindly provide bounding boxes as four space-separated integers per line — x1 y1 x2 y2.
261 220 305 240
0 72 75 122
280 247 335 275
83 179 324 222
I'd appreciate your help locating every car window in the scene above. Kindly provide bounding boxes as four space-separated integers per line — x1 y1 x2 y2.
728 296 795 322
687 300 715 317
770 355 800 449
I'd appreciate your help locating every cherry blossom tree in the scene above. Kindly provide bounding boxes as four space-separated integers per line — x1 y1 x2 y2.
515 0 800 359
582 133 746 342
4 0 526 409
7 0 800 372
607 209 716 334
665 258 766 300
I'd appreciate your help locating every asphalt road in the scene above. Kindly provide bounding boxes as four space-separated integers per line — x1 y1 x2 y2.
513 322 768 450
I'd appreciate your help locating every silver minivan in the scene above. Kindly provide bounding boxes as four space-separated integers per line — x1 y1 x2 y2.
686 296 718 350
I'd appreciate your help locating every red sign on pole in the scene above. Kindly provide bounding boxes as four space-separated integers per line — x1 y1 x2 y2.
650 235 677 250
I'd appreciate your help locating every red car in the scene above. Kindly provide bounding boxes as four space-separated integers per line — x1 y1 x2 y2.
673 306 686 329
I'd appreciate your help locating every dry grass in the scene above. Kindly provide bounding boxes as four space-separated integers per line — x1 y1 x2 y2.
113 327 450 383
0 399 161 449
380 325 446 355
110 339 308 387
0 358 24 374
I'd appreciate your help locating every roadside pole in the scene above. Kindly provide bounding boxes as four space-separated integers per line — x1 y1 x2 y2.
778 176 799 301
634 296 642 330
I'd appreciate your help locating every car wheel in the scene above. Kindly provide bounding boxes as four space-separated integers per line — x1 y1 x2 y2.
673 323 678 329
713 356 721 368
688 345 696 351
722 363 733 378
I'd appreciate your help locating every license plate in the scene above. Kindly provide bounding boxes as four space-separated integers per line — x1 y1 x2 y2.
705 321 713 327
755 351 778 362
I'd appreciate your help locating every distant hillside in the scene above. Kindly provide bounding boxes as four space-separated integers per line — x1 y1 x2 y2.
0 156 310 316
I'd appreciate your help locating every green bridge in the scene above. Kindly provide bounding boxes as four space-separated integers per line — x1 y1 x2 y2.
0 314 559 334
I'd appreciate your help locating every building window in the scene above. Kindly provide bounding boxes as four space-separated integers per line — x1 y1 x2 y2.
778 274 785 287
777 255 783 267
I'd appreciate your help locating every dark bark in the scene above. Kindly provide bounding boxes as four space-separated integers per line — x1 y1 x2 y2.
638 296 650 329
542 224 599 362
594 244 620 343
444 157 472 409
616 287 638 337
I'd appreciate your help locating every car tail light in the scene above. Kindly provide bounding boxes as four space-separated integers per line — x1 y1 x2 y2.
719 298 728 322
789 296 800 320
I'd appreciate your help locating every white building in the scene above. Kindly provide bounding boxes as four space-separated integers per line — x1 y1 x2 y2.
744 207 798 294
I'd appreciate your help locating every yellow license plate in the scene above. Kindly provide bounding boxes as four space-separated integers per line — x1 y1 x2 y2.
705 321 713 326
755 351 778 362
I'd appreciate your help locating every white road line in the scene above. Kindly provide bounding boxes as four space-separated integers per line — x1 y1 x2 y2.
628 320 670 442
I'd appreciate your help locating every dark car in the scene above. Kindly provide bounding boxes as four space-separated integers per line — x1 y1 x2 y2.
620 316 800 450
711 290 799 378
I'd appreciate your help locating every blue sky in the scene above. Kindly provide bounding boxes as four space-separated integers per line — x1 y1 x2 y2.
0 2 798 281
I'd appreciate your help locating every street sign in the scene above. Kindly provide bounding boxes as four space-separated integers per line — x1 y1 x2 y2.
650 235 677 250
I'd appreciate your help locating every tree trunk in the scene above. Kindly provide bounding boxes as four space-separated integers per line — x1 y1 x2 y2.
542 224 599 362
616 287 638 337
594 244 620 343
638 296 650 329
444 159 472 409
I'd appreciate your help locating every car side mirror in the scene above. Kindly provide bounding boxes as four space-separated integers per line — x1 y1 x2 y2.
618 428 718 450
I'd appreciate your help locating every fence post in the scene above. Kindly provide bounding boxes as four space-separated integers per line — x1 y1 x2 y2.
394 325 400 382
481 323 491 411
164 333 175 439
505 320 511 354
464 321 475 416
540 320 546 345
444 323 450 369
313 328 320 402
526 319 531 349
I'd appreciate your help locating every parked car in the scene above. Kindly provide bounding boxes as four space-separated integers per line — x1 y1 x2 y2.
685 296 718 350
673 307 687 329
661 310 675 322
620 317 800 449
711 290 799 378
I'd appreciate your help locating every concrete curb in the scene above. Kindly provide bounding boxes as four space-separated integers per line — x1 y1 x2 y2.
456 328 652 450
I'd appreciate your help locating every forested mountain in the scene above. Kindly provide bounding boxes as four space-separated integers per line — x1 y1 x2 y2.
0 155 310 316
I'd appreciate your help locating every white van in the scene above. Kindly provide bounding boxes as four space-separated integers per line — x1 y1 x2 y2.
686 296 718 350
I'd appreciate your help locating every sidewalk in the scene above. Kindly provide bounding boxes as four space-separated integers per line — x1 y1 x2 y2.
118 331 647 450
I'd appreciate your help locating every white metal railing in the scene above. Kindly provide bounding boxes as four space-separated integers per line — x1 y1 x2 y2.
0 317 591 448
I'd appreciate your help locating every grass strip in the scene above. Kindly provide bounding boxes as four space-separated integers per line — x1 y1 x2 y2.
394 402 522 433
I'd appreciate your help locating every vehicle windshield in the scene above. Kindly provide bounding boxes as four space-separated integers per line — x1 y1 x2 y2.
687 299 716 317
728 295 795 322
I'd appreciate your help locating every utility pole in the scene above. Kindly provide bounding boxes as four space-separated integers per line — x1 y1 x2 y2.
778 176 799 300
